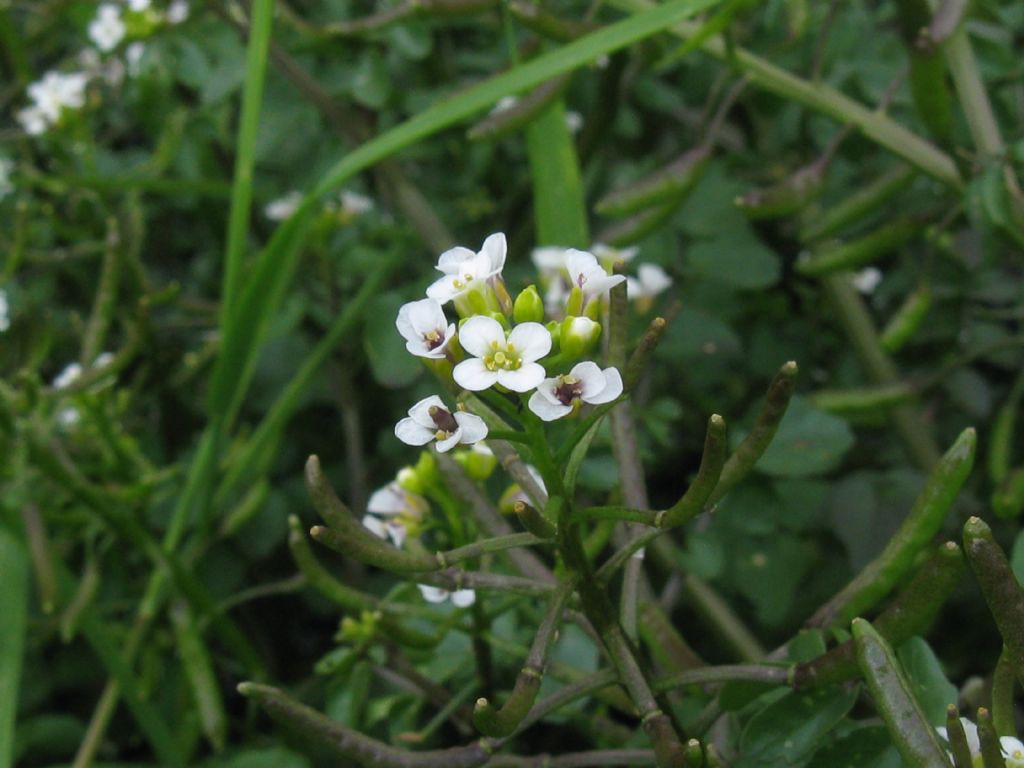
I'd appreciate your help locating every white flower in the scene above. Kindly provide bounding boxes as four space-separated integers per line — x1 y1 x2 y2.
565 249 626 304
57 407 81 429
0 289 10 332
17 106 49 135
264 190 302 221
53 362 84 389
125 42 146 76
937 719 1024 767
564 111 583 135
452 316 551 392
339 190 374 216
127 0 151 10
165 0 189 23
362 482 428 548
394 395 488 452
528 361 623 421
0 158 13 200
490 95 518 115
626 263 673 300
396 298 456 359
852 267 882 294
531 246 567 275
417 584 476 607
89 5 126 52
426 233 507 305
94 351 114 368
26 72 89 125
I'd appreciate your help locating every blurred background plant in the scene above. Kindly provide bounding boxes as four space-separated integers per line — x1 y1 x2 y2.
1 0 1023 766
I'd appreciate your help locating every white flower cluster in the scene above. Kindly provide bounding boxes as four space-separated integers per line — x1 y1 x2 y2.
391 232 626 457
938 718 1024 767
17 72 89 136
264 189 375 222
89 4 126 52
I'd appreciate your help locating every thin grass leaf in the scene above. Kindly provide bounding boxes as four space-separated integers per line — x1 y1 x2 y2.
526 98 588 248
0 526 29 768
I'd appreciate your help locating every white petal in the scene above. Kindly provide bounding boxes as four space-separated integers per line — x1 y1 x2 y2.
408 395 449 429
479 233 507 274
582 273 626 299
569 361 604 393
450 589 476 608
453 412 488 444
386 521 407 548
532 246 567 273
395 301 420 341
1001 737 1024 763
362 515 388 540
395 417 436 446
497 363 546 393
586 367 623 405
426 274 462 303
407 298 447 335
565 249 599 286
435 429 463 453
529 391 572 421
453 358 499 391
507 322 552 363
458 316 505 358
638 263 672 295
959 719 980 754
418 584 450 603
367 484 404 515
436 246 476 273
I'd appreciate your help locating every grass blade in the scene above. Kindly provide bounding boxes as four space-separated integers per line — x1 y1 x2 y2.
0 526 28 768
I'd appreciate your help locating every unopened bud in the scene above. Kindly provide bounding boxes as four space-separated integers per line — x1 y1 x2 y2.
396 466 424 494
559 316 602 361
513 284 545 324
453 443 498 481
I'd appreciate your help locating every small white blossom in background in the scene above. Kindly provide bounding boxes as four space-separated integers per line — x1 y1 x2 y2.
127 0 151 11
0 158 13 201
19 71 89 135
592 242 639 267
528 361 622 421
937 718 1024 767
264 190 302 221
490 95 518 115
125 42 146 76
57 407 82 429
531 245 572 315
427 233 507 306
394 395 488 452
852 267 882 295
453 316 551 392
339 190 374 217
0 289 10 332
361 482 428 548
89 4 126 52
53 362 84 390
564 111 584 135
417 584 476 607
165 0 190 24
626 263 673 300
395 298 455 359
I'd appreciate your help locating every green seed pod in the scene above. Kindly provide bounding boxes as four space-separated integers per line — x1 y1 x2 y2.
799 165 916 244
945 705 976 768
976 708 1006 768
988 374 1024 485
880 286 932 353
736 163 825 220
798 220 920 276
468 75 571 141
513 500 556 539
963 516 1024 687
513 284 545 324
993 467 1024 520
596 145 711 218
812 382 917 418
596 198 684 247
852 618 953 768
472 671 542 737
809 428 976 629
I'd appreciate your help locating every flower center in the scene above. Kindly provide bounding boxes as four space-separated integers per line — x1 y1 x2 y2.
428 405 460 439
450 272 476 291
423 329 445 350
554 375 583 405
483 340 522 372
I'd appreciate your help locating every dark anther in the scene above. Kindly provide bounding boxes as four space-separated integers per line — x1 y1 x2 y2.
429 405 459 434
554 376 583 406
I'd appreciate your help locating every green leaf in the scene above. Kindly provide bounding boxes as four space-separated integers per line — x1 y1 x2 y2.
687 232 781 289
897 637 958 727
805 726 902 768
351 50 392 109
737 686 859 767
751 396 855 477
527 98 588 248
0 526 29 768
363 293 423 389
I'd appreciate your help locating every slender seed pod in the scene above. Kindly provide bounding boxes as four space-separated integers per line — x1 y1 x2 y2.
736 163 826 220
976 708 1007 768
596 145 712 218
988 372 1024 485
658 414 727 528
708 361 798 507
794 541 964 688
798 220 920 276
945 706 976 768
811 382 917 418
800 166 916 244
992 650 1017 737
993 468 1024 520
963 516 1024 688
468 76 571 141
624 316 669 391
513 501 556 539
171 602 228 751
597 198 685 247
809 428 975 629
880 286 933 353
682 738 705 767
852 618 953 768
238 683 492 768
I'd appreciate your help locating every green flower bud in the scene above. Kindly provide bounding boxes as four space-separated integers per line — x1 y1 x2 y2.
396 466 424 495
559 316 602 361
513 284 545 324
566 285 584 317
453 443 498 481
